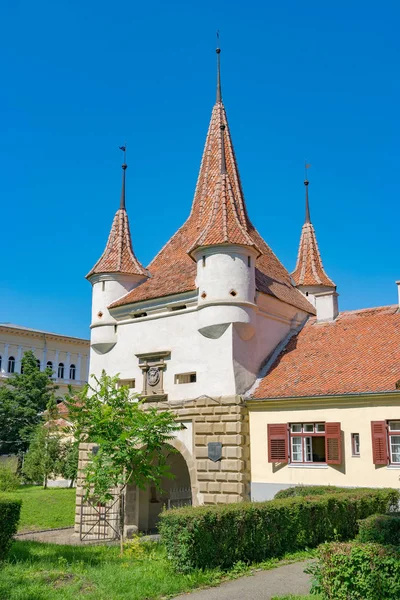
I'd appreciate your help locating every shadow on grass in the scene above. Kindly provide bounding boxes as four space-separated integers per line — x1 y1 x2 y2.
8 540 122 568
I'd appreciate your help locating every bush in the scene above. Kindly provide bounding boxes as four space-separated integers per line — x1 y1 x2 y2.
0 466 20 492
274 485 352 499
357 513 400 546
0 497 21 560
159 488 399 572
309 542 400 599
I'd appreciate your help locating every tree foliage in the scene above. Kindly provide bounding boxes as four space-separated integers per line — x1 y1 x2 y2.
66 371 181 549
22 397 62 487
58 440 79 487
0 351 57 458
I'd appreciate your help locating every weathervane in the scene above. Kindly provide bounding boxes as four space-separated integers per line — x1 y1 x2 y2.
119 144 127 167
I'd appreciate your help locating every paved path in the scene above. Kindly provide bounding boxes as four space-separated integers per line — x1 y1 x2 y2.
16 528 89 545
171 561 311 600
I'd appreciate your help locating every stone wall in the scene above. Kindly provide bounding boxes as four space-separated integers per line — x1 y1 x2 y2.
75 394 251 535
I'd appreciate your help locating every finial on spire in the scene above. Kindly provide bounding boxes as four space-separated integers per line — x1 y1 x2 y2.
304 162 311 223
216 31 222 104
119 144 127 210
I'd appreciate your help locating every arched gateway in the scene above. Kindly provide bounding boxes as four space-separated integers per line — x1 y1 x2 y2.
125 439 198 534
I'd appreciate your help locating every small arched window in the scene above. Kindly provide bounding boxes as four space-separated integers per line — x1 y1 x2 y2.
58 363 64 379
0 355 2 371
8 356 15 373
36 359 41 370
46 361 53 374
69 364 76 380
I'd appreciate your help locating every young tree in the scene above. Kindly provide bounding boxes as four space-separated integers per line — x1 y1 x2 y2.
66 371 181 552
22 397 62 488
0 351 57 469
58 440 79 488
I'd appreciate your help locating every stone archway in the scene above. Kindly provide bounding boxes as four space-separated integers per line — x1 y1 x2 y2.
124 440 198 535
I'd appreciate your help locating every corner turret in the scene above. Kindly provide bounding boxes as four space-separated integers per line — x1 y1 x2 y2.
291 174 337 318
87 151 148 353
188 48 259 341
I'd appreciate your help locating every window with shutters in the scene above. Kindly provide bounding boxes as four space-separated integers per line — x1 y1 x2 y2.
268 422 341 465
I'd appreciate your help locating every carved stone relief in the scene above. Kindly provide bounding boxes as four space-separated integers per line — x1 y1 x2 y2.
136 351 170 400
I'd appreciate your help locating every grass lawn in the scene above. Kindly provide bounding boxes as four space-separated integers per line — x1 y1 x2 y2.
0 542 314 600
1 486 76 532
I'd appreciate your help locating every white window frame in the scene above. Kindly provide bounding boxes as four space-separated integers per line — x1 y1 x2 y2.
351 433 360 456
388 421 400 465
289 423 326 464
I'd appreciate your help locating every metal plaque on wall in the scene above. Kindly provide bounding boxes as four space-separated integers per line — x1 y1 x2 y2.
208 442 222 462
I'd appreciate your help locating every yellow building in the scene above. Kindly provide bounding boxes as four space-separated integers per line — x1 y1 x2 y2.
0 323 89 397
247 305 400 499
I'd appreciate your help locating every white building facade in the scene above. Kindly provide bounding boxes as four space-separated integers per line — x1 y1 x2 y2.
0 323 89 396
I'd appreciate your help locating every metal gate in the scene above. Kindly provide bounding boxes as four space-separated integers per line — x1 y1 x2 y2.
79 493 122 542
167 487 192 509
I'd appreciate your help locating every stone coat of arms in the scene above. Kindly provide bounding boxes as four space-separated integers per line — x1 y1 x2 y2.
147 366 160 387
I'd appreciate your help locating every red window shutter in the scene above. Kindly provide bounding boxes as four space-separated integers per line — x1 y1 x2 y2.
268 424 288 463
325 422 342 464
371 421 388 465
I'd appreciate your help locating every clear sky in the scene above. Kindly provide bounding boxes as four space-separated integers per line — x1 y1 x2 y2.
1 0 399 339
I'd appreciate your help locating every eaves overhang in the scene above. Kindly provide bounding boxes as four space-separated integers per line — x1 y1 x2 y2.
246 390 400 409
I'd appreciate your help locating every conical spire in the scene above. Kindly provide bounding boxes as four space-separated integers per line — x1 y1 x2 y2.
86 152 148 279
291 178 335 287
188 47 259 255
110 49 315 316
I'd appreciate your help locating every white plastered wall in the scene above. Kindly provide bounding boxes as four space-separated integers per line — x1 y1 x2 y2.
89 289 309 399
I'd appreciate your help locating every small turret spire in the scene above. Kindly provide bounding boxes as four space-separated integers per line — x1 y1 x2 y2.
119 144 127 210
304 162 311 223
216 43 222 104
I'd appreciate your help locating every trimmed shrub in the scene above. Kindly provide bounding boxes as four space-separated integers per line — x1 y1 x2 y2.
357 513 400 546
274 485 352 499
0 497 21 560
0 466 20 492
309 542 400 599
159 488 399 572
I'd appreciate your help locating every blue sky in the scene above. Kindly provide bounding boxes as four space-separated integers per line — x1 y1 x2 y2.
1 0 399 339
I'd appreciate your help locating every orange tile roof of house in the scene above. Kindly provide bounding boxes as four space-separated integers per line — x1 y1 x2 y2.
110 52 315 315
251 305 400 399
87 165 148 279
291 180 335 287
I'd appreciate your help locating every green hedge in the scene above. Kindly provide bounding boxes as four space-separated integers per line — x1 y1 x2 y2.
0 497 21 560
159 488 399 572
309 542 400 599
274 485 354 499
357 513 400 546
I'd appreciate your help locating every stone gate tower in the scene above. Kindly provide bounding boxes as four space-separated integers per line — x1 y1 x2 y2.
76 48 314 536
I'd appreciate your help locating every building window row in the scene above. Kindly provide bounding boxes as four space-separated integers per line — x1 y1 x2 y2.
268 421 400 467
0 355 76 379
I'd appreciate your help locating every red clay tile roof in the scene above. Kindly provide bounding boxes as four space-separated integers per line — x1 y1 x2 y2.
110 98 315 314
291 221 335 287
87 207 147 278
188 103 258 253
251 305 400 399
